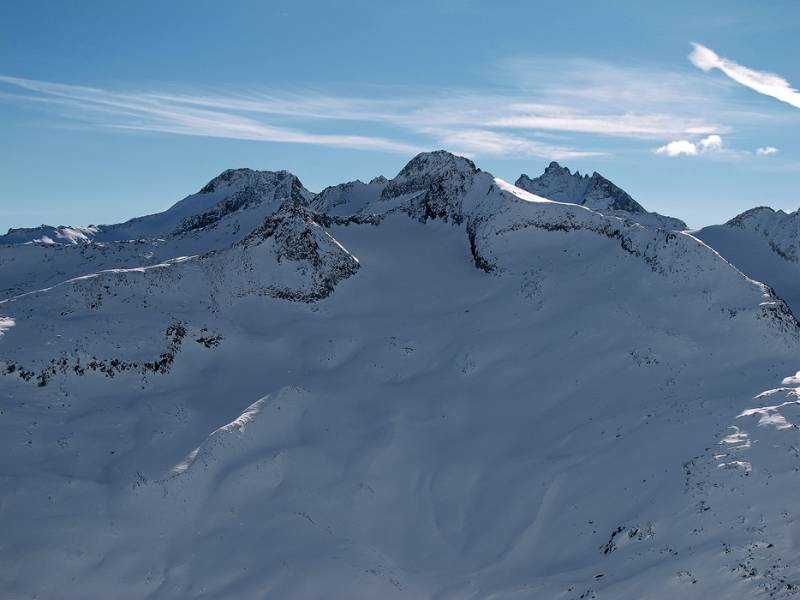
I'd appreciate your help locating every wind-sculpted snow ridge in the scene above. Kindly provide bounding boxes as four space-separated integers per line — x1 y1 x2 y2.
695 207 800 316
3 150 800 599
724 207 800 263
167 386 311 479
466 177 799 340
516 161 687 230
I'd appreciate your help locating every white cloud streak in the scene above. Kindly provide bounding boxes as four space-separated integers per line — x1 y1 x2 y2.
0 75 423 154
689 43 800 109
0 75 614 158
419 127 603 159
488 111 720 138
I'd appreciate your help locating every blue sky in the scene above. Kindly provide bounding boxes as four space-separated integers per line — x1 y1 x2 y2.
1 0 798 230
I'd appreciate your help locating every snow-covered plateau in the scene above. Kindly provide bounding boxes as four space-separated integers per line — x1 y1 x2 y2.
2 151 800 599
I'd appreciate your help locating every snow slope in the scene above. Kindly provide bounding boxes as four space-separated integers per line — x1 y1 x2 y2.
695 207 800 316
0 169 314 298
516 162 687 230
2 152 800 599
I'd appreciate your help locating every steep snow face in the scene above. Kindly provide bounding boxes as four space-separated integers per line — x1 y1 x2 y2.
2 152 800 599
516 162 687 230
310 179 388 216
724 206 800 263
695 206 800 315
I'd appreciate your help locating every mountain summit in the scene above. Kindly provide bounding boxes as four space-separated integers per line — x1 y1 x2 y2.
516 161 687 230
516 161 644 212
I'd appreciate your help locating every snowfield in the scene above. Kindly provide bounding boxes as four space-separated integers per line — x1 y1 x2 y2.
2 151 800 599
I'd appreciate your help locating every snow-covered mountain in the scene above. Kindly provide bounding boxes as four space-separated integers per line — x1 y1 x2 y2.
2 151 800 599
0 168 314 247
0 168 315 298
695 206 800 316
516 161 687 230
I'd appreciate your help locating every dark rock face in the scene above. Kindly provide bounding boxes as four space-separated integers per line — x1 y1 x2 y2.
382 151 480 224
232 200 361 302
582 173 643 213
515 162 687 230
515 162 645 213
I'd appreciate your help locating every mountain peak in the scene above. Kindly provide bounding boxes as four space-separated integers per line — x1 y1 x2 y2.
514 162 687 229
198 168 301 195
382 151 482 224
542 161 576 177
177 169 310 234
516 163 640 211
199 168 256 193
725 206 777 227
397 150 478 179
583 171 643 213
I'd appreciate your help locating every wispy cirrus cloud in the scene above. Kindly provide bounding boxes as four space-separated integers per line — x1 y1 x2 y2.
689 43 800 110
0 56 773 161
0 75 423 154
487 110 721 139
0 74 608 158
417 127 602 159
